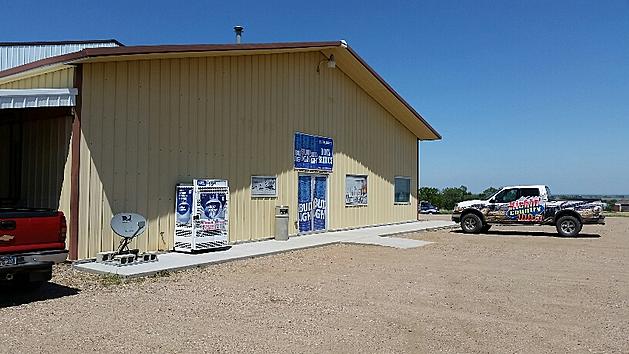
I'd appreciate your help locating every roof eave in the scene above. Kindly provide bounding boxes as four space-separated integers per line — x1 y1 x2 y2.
344 46 441 141
0 40 441 141
0 41 344 81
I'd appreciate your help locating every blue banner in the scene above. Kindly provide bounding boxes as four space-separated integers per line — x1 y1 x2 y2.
175 184 193 225
294 133 333 171
298 175 312 232
313 176 327 231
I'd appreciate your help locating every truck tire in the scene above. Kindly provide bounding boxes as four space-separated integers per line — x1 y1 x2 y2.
556 215 582 237
461 213 483 234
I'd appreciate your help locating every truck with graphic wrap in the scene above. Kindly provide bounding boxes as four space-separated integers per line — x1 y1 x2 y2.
451 185 605 237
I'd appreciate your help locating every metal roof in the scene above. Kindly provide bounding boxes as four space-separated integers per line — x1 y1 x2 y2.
0 40 441 140
0 39 121 71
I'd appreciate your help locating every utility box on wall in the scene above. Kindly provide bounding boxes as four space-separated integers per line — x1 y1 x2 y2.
174 179 229 252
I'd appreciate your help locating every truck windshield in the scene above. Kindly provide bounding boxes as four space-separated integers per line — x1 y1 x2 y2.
545 186 552 200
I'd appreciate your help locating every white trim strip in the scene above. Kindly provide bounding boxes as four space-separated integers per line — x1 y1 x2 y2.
0 88 77 109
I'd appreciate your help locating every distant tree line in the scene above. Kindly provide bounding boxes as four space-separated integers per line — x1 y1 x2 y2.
419 186 499 210
602 199 617 212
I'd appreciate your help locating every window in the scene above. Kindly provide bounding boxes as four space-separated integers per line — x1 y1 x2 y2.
394 177 411 204
519 188 540 198
494 188 518 203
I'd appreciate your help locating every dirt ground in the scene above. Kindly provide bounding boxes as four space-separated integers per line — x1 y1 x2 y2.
1 216 628 353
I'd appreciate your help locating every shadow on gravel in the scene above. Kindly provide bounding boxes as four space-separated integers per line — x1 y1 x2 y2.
452 230 601 239
0 282 80 308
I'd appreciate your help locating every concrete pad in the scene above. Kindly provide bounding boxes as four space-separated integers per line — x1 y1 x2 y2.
74 219 455 278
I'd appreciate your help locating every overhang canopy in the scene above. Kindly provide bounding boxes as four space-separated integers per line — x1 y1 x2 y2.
0 88 78 109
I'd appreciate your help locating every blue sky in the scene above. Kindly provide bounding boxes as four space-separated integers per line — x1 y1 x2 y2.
2 1 627 194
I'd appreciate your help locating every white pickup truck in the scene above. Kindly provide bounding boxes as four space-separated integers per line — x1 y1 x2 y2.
451 185 605 237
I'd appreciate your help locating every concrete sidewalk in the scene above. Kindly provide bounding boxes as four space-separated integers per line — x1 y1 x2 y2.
74 219 455 277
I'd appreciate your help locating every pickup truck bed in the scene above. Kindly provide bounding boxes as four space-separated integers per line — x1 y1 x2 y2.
0 208 68 285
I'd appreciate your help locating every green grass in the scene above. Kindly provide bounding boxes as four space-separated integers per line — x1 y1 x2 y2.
99 274 124 287
97 269 173 287
148 270 172 278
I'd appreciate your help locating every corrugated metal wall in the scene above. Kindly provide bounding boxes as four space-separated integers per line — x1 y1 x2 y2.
0 67 74 89
0 41 119 71
78 51 417 259
20 115 73 215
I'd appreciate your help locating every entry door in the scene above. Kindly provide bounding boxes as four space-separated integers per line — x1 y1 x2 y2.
487 187 519 223
298 174 328 233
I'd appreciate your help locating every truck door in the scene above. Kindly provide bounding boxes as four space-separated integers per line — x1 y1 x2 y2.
487 188 520 223
511 187 544 223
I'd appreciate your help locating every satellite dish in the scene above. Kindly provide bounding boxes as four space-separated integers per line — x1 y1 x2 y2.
111 213 147 239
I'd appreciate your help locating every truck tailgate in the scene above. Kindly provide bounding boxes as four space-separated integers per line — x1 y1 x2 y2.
0 208 66 254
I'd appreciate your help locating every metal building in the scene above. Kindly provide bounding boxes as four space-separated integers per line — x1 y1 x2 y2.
0 39 121 71
0 40 441 260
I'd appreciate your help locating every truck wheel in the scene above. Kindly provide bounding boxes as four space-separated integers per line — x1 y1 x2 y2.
461 213 483 234
556 215 582 237
481 224 492 233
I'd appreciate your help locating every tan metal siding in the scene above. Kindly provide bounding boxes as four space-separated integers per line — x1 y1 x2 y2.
0 67 74 89
78 52 417 259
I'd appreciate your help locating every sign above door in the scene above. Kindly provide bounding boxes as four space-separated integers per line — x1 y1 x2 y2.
294 132 333 172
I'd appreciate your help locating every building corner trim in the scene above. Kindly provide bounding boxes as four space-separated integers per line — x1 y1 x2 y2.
69 64 82 260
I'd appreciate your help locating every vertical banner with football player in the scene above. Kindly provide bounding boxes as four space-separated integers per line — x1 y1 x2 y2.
175 184 193 226
192 179 229 248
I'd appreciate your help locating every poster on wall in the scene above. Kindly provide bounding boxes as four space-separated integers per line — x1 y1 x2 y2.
345 175 368 206
294 132 333 171
251 176 277 198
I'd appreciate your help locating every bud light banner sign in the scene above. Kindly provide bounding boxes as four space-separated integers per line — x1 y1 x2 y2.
313 176 327 231
294 132 333 172
298 175 313 232
298 175 328 233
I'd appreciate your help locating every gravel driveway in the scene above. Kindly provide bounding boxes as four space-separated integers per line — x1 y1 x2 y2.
1 216 628 353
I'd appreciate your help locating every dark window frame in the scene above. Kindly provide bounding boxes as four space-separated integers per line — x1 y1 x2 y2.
394 176 411 204
494 188 519 203
518 188 540 198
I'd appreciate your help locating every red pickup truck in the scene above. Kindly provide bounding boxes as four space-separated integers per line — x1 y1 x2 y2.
0 208 68 288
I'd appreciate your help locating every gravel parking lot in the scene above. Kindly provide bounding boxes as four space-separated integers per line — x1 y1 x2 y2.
1 216 628 353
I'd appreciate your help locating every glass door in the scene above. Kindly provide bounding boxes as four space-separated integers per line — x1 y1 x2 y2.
298 174 328 233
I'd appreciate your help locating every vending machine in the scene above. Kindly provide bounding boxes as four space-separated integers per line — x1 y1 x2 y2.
174 179 229 252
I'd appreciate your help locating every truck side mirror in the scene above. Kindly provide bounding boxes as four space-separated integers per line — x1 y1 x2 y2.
489 198 495 203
